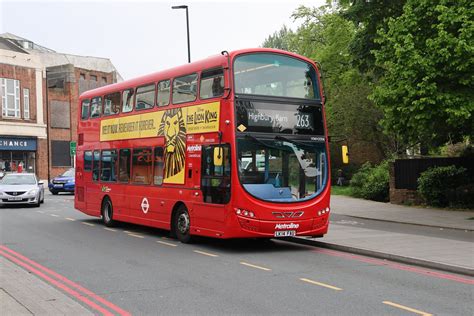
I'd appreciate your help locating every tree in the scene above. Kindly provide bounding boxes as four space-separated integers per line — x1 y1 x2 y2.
372 0 474 150
290 6 390 157
335 0 407 76
262 25 294 51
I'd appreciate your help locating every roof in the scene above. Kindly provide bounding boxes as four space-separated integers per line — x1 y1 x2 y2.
0 37 28 53
0 33 122 80
0 32 55 52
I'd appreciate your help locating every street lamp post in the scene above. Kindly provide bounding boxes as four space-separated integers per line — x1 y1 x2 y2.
171 5 191 63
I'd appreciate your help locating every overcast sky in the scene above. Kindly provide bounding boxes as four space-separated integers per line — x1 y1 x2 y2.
1 0 325 80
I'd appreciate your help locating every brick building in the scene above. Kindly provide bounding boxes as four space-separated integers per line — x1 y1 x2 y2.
0 33 121 181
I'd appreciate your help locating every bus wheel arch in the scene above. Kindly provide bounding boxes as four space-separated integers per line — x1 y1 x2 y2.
170 202 193 243
101 196 115 227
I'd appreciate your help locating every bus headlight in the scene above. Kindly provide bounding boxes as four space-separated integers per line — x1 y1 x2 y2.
235 208 256 218
317 207 330 216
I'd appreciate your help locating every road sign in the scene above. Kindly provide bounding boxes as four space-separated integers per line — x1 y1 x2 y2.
70 141 76 156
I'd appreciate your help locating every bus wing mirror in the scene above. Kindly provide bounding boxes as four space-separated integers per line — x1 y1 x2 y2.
214 147 223 166
223 87 231 99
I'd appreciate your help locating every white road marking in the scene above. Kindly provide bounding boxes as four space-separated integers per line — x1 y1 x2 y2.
300 278 342 291
156 240 178 247
240 262 271 271
194 250 219 257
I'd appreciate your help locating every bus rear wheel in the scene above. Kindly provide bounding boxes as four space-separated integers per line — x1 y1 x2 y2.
101 198 115 227
174 205 193 243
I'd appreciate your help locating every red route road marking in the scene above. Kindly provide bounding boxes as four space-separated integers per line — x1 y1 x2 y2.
1 250 114 316
313 248 474 285
0 245 131 316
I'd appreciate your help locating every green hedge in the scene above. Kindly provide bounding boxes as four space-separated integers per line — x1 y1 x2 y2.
417 165 471 207
350 161 389 202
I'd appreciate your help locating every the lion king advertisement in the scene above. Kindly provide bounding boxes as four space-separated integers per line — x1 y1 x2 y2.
100 101 220 184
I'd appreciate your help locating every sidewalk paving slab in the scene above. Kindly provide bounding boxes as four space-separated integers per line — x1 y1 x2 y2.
0 257 93 315
289 195 474 276
330 195 474 231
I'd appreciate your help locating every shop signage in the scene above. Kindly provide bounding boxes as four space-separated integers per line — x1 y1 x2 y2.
0 137 37 151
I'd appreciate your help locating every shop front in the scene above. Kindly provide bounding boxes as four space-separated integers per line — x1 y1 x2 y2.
0 136 37 174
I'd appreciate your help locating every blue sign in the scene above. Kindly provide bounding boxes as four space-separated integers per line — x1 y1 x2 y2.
0 137 37 151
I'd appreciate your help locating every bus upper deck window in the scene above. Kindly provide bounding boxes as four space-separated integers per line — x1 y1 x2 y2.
122 89 134 113
200 68 224 99
135 84 156 110
90 97 102 118
172 73 198 104
157 80 170 107
81 99 90 120
104 92 121 116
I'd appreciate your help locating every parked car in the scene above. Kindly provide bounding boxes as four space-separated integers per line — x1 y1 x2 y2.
0 173 45 207
49 168 75 195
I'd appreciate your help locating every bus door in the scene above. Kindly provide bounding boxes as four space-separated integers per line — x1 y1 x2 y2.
85 150 102 216
99 149 125 216
115 148 132 217
193 144 230 229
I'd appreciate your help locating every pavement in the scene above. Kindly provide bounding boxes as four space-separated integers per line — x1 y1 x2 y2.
291 195 474 277
0 257 92 315
1 194 473 314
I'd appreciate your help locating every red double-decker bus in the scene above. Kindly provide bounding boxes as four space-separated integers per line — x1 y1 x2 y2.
74 48 330 242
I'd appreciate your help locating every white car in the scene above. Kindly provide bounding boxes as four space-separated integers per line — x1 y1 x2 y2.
0 173 45 207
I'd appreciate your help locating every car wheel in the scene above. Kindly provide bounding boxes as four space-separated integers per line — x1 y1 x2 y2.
40 191 44 203
51 190 58 195
35 196 40 207
173 205 193 243
101 198 115 227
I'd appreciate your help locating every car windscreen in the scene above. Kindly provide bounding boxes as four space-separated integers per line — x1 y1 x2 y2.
0 174 36 185
61 169 75 177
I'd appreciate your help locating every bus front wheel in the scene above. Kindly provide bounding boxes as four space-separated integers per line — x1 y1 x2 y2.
174 205 193 243
101 198 115 227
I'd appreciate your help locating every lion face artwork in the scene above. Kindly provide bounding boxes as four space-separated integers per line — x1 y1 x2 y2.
158 108 186 182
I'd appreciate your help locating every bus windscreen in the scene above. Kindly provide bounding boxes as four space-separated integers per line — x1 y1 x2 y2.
234 53 320 100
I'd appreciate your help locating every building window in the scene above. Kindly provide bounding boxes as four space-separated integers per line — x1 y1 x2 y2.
118 149 131 182
157 80 170 107
102 77 107 84
132 148 152 184
51 101 71 128
80 73 86 80
23 88 30 119
51 141 72 167
122 89 134 113
200 68 224 99
1 78 21 118
135 84 155 110
90 75 97 81
104 92 120 116
172 73 198 104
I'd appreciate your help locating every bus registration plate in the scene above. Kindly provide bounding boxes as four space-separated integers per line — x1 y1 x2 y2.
274 230 296 237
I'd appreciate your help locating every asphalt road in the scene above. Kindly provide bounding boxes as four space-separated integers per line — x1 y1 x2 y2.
1 193 472 315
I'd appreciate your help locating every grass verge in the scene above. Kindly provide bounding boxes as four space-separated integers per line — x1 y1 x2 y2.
330 186 354 196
